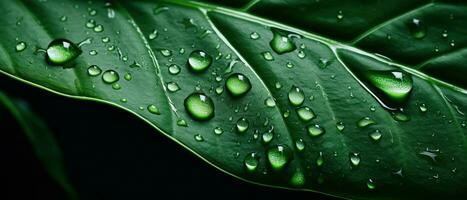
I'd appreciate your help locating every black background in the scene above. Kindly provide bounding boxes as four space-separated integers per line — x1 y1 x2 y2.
0 75 337 199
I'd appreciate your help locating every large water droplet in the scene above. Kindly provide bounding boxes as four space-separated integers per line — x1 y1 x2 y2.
188 50 212 72
168 64 181 75
288 86 305 106
349 152 361 167
236 118 249 133
244 152 259 172
184 93 215 121
265 97 276 107
167 82 180 92
296 106 315 122
102 70 119 84
267 144 292 171
363 70 413 109
307 124 325 137
269 28 297 54
46 39 82 65
213 127 223 135
295 138 305 151
407 18 426 39
369 130 382 142
357 117 376 128
226 73 251 97
147 104 161 115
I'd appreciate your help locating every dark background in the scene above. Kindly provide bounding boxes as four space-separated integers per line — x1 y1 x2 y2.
0 74 337 200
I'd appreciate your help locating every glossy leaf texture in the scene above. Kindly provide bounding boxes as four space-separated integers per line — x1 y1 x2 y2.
0 90 77 199
0 0 466 199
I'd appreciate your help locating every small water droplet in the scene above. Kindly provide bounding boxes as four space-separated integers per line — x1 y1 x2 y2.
250 32 260 40
283 110 290 118
407 18 426 39
244 152 259 172
194 134 204 142
307 124 325 137
89 50 98 55
112 83 121 90
85 19 96 28
316 152 324 167
261 51 274 61
147 104 160 115
123 73 132 81
101 37 110 43
419 149 438 162
419 103 427 112
265 97 276 107
369 130 382 142
449 39 456 47
15 41 27 52
87 65 102 76
269 28 297 54
392 111 410 122
295 138 305 151
288 86 305 106
286 62 294 68
88 9 97 16
441 30 448 38
357 117 376 128
215 87 224 95
168 64 181 75
267 144 292 171
275 82 282 89
160 49 172 57
148 29 158 40
336 121 345 132
226 73 251 97
297 50 306 59
367 179 376 190
336 10 344 20
236 118 249 133
290 170 305 187
188 50 212 72
184 93 214 121
177 119 188 127
46 39 82 65
214 127 223 135
349 152 361 167
60 16 68 22
94 24 104 32
296 106 315 122
262 128 274 144
167 82 180 92
102 70 119 84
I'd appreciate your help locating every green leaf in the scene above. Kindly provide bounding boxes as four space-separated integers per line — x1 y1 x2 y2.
0 90 77 199
0 0 466 199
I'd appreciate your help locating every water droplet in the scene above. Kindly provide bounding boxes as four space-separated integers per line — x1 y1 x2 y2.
177 119 188 127
112 83 121 90
269 28 297 54
275 82 282 89
168 64 181 75
286 62 294 68
265 97 276 107
367 179 376 190
296 106 315 122
407 18 426 39
244 152 259 172
167 82 180 92
297 50 306 59
124 73 132 81
188 50 212 72
60 16 68 22
88 9 97 16
194 134 204 142
362 70 413 109
295 138 305 151
226 73 251 97
336 121 345 132
86 19 96 28
148 29 158 40
262 129 274 144
160 49 172 57
101 37 110 43
349 152 361 167
267 144 292 171
215 87 223 95
419 149 438 162
102 70 119 84
283 110 290 118
288 86 305 106
318 58 331 68
15 41 27 52
316 152 324 167
357 117 376 128
392 111 410 122
419 103 427 112
184 93 214 121
441 30 448 38
261 51 274 61
336 10 344 20
147 104 160 115
369 130 382 142
236 118 249 133
307 124 325 137
213 127 223 135
250 32 260 40
120 98 127 103
46 39 82 65
89 50 98 55
87 65 102 76
94 25 104 32
290 170 305 187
